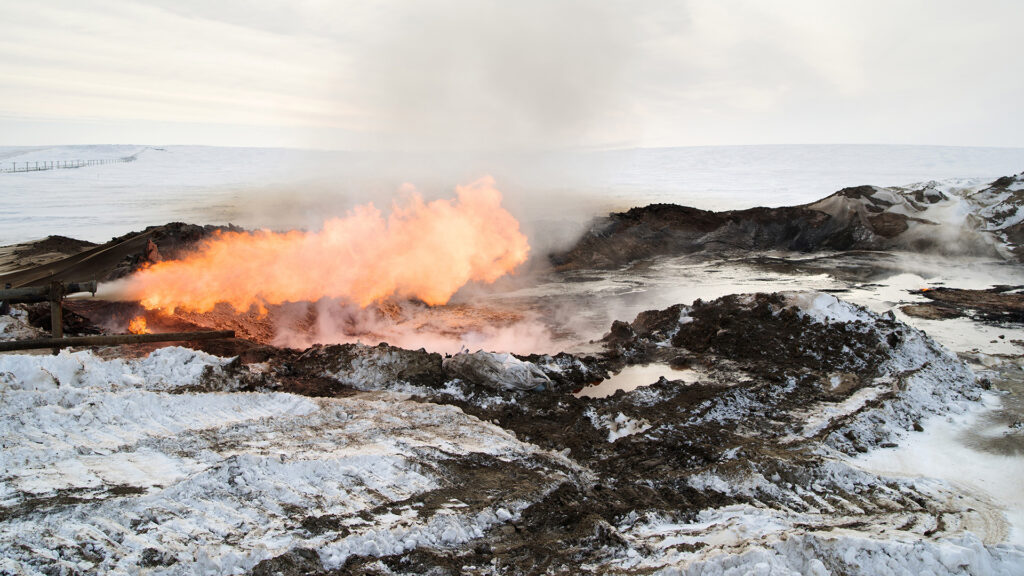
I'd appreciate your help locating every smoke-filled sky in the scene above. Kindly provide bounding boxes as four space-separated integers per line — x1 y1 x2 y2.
1 0 1022 150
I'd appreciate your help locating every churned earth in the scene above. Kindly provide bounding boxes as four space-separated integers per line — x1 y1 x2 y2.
2 290 1023 575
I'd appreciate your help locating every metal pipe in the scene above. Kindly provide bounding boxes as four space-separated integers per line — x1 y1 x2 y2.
49 282 63 339
0 281 97 303
0 288 51 303
0 330 236 352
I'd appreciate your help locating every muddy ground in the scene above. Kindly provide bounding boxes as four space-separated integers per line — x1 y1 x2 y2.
6 289 1006 574
25 291 995 575
902 286 1024 323
245 293 998 574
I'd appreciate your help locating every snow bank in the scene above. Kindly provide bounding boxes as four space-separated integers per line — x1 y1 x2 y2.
0 346 231 392
442 350 551 391
786 292 875 325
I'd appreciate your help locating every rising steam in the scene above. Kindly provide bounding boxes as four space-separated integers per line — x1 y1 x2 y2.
111 177 529 313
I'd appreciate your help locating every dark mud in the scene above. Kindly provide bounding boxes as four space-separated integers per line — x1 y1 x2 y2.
550 174 1024 270
549 202 861 270
739 250 922 283
906 286 1024 323
22 302 101 335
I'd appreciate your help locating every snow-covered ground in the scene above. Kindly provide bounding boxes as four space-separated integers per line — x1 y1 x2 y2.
0 345 578 574
612 509 1022 576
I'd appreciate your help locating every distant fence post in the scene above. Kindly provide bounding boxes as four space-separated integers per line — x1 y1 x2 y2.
3 156 136 174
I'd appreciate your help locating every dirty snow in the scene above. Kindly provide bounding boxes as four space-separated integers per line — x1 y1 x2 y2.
785 292 875 325
1 287 1021 573
442 350 551 391
0 347 571 574
794 385 888 439
611 506 1024 575
584 408 653 442
0 309 43 341
856 394 1024 547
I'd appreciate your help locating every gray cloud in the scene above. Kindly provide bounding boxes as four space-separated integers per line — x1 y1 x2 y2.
341 0 643 151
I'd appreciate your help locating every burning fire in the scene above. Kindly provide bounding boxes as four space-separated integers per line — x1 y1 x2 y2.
128 316 150 334
118 177 530 313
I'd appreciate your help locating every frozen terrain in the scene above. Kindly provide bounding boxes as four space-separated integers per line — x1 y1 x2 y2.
0 344 580 574
2 293 1023 574
2 145 1024 574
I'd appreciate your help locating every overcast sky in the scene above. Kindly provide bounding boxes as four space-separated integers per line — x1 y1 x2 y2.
1 0 1021 151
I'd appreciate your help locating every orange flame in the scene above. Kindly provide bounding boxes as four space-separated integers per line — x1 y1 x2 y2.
119 177 530 313
128 316 149 334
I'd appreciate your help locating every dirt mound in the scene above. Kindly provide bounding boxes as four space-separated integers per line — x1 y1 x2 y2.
0 236 96 276
103 222 244 280
551 173 1024 270
549 203 852 270
906 286 1024 323
0 222 241 288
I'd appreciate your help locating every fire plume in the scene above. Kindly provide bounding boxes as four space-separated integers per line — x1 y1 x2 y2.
128 316 149 334
119 177 530 313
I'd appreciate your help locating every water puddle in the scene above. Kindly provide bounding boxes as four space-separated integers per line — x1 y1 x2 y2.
576 363 703 398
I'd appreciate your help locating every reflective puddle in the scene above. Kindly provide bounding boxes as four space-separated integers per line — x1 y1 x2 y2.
576 363 703 398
